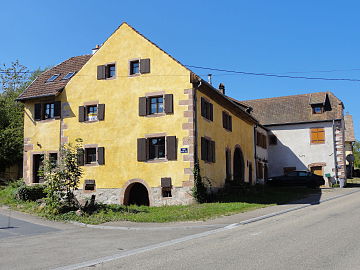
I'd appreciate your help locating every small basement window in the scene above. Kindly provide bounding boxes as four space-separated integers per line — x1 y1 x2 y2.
84 179 96 191
161 177 172 198
85 148 97 164
130 60 140 75
62 72 76 80
46 74 60 82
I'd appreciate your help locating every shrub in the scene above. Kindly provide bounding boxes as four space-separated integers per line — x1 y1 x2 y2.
16 184 46 201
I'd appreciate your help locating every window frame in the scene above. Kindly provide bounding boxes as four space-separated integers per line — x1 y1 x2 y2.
312 105 324 114
86 105 98 122
129 59 140 76
62 72 76 80
148 136 166 160
201 137 215 163
106 64 116 79
46 74 60 83
149 96 164 115
201 97 213 121
85 147 97 165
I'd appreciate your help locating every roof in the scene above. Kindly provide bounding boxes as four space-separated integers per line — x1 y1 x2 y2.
17 55 92 101
239 92 344 126
344 115 356 142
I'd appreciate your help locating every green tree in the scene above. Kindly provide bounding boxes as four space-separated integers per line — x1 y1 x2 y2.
0 61 43 171
354 140 360 169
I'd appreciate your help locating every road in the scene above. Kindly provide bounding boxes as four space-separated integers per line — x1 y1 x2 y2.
1 189 360 270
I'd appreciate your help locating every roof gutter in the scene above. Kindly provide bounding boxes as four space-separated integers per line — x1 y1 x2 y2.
16 88 64 102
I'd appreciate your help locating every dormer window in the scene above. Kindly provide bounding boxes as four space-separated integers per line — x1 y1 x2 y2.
46 74 60 82
313 105 323 114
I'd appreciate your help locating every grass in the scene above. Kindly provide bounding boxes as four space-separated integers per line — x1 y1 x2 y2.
0 182 318 224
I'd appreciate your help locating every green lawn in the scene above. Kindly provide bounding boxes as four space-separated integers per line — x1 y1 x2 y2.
0 182 318 224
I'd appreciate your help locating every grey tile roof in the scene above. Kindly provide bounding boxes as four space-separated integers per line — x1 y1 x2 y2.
344 115 356 142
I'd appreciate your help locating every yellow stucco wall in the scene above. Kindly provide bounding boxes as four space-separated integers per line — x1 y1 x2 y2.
197 91 255 187
61 24 192 189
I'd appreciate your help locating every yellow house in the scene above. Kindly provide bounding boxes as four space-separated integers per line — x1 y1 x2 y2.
17 23 258 206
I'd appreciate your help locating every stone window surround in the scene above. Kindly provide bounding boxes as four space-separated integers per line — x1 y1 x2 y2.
144 132 168 163
83 100 100 123
128 58 140 77
144 91 166 118
84 144 99 166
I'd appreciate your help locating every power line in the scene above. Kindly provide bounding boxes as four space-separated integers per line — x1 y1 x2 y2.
185 65 360 82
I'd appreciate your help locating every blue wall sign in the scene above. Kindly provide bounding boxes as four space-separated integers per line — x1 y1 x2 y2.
180 148 188 153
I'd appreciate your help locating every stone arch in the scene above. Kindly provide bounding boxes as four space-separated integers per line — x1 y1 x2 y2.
120 179 154 206
233 145 245 183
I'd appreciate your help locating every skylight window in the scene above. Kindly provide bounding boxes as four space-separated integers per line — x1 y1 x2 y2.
62 72 76 80
46 74 60 82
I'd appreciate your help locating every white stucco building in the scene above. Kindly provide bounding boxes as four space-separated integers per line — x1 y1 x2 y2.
236 92 347 186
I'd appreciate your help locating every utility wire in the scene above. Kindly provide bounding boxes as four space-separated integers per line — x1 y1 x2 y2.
185 65 360 82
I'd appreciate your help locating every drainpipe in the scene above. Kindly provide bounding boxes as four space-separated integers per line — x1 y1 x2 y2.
254 125 258 183
332 120 338 181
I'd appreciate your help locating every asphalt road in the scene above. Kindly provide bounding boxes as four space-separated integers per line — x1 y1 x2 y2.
1 189 359 270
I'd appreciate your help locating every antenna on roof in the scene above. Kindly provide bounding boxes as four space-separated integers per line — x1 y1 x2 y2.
207 74 212 85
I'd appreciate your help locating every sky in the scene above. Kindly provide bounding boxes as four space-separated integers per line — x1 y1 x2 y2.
1 0 359 139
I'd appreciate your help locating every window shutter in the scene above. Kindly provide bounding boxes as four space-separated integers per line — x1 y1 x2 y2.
211 140 216 163
54 101 61 119
97 147 105 165
166 136 177 160
229 115 232 131
161 177 172 188
137 138 147 161
164 94 174 114
77 149 85 166
222 112 226 129
209 103 213 121
41 103 46 120
140 58 151 74
105 66 110 78
79 106 85 122
318 128 325 143
201 137 206 161
34 103 42 121
97 65 106 80
98 104 105 121
201 98 205 117
139 97 148 116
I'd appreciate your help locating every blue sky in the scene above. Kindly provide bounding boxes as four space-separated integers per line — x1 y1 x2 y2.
1 0 358 139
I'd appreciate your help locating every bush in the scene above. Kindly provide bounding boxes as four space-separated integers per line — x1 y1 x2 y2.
16 184 46 201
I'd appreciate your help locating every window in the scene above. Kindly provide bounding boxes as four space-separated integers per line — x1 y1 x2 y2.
201 137 215 163
201 97 213 121
150 96 164 114
161 177 172 197
49 153 58 168
226 149 231 180
257 132 267 149
84 179 96 191
44 103 55 119
311 128 325 144
223 111 232 131
139 94 173 116
137 136 177 162
34 101 61 121
87 105 98 121
85 148 97 164
46 74 60 82
129 58 151 76
79 104 105 122
269 135 277 145
97 64 116 79
33 154 44 183
312 106 323 114
62 72 75 80
130 60 140 75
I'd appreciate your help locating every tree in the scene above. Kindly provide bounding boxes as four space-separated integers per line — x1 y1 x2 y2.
0 61 43 172
354 141 360 169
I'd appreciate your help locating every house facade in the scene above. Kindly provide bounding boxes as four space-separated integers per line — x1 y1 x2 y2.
240 92 347 185
17 23 257 206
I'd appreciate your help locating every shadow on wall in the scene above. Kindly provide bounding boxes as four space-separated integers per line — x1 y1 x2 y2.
268 138 308 177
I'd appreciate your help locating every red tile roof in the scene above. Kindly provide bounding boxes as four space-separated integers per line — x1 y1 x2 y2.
238 92 344 125
17 55 92 101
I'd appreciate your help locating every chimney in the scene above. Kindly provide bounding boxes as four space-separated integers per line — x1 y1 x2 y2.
218 83 225 95
207 74 212 85
92 44 101 54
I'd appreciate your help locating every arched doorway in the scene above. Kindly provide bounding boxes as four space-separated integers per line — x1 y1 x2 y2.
124 182 150 206
233 147 245 183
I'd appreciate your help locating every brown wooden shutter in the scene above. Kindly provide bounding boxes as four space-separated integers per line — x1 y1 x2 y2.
140 58 150 74
54 101 61 119
166 136 177 160
209 103 213 121
104 65 110 78
79 106 86 122
211 140 216 163
98 104 105 121
201 97 205 117
97 147 105 165
222 112 226 129
34 103 42 121
229 115 232 131
77 148 85 166
161 177 172 187
164 94 174 114
137 138 147 161
139 97 148 116
318 128 325 143
97 65 106 80
201 137 206 161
